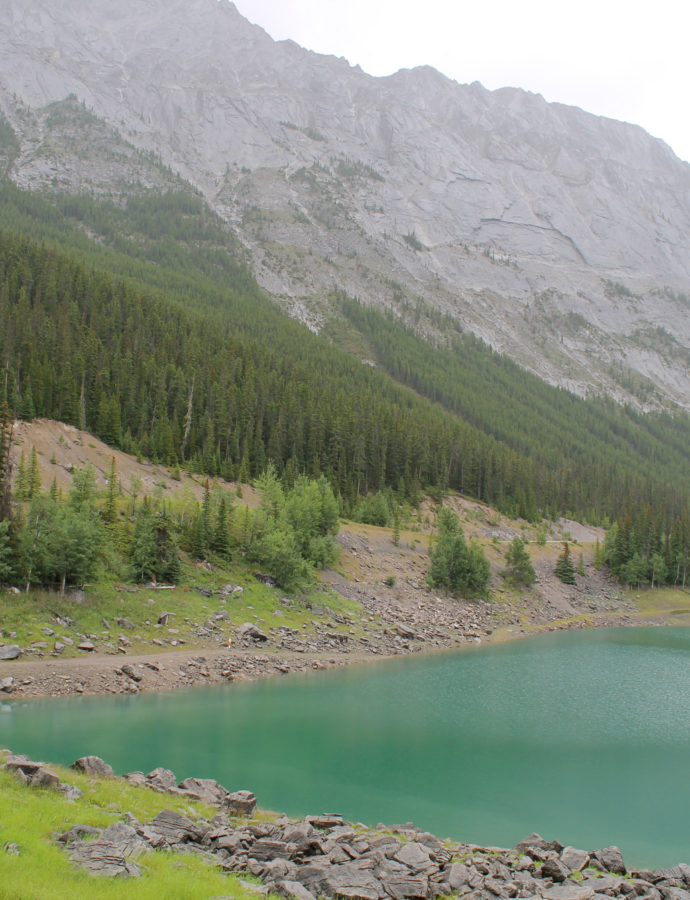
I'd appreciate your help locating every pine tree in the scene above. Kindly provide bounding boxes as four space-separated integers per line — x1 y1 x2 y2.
392 505 401 547
577 552 586 577
27 445 41 499
0 399 13 520
102 456 118 524
555 542 576 584
504 536 536 586
212 495 230 556
15 450 29 501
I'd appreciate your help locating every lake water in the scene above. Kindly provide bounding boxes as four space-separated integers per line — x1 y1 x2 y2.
2 627 690 868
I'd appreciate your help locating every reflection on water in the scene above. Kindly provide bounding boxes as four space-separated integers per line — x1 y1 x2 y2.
2 627 690 868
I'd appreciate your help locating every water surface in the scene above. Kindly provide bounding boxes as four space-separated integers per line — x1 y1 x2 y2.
2 627 690 868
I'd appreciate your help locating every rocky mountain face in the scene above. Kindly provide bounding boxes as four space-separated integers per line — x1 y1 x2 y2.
1 0 689 408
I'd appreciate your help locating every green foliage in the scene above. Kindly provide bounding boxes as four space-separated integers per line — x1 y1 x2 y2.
0 520 14 583
428 507 490 597
0 757 256 900
504 536 536 586
554 542 576 584
384 574 396 587
0 177 689 536
352 489 394 527
247 469 340 589
606 505 690 588
130 500 181 584
17 495 103 590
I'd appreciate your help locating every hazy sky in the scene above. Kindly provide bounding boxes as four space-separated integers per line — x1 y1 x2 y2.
232 0 690 164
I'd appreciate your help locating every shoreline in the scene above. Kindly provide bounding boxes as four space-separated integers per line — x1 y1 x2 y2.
0 603 678 701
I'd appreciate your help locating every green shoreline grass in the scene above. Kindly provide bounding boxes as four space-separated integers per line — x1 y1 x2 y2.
0 752 272 900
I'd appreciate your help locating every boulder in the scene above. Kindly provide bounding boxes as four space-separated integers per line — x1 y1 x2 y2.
0 645 21 660
321 864 387 900
58 824 101 843
515 833 562 856
540 884 596 900
0 676 14 692
541 857 572 882
148 809 207 845
68 839 142 878
561 847 590 872
224 790 257 816
71 756 114 778
178 776 229 805
393 841 432 871
120 664 142 682
145 767 178 791
77 640 95 652
5 754 60 789
590 846 626 875
238 623 268 642
275 880 316 900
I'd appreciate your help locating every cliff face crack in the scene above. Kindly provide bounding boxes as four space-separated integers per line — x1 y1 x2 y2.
480 217 589 265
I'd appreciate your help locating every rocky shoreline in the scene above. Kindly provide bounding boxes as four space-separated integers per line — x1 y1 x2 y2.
3 751 689 899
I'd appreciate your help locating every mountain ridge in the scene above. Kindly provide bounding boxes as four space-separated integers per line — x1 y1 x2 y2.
1 0 690 407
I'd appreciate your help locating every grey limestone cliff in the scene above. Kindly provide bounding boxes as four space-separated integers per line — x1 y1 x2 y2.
1 0 689 406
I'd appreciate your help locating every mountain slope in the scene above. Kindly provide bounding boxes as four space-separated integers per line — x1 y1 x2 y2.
1 0 689 407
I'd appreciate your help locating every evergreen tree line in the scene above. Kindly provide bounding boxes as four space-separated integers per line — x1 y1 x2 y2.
0 441 342 593
338 294 690 525
606 505 690 589
1 228 689 529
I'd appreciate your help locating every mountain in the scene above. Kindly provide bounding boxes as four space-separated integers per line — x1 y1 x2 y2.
1 0 689 409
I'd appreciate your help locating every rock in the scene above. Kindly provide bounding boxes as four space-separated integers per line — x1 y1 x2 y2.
5 754 61 789
307 815 345 829
541 857 572 882
68 838 143 878
515 833 562 856
393 841 432 871
71 756 114 778
0 645 21 660
148 809 207 845
540 884 596 900
447 863 472 889
590 846 626 875
178 776 229 805
157 612 172 626
58 782 84 802
58 824 103 843
381 874 429 899
77 640 95 652
238 623 268 642
54 642 65 652
0 676 14 692
145 767 178 791
120 664 142 682
276 880 317 900
561 847 590 872
224 790 257 816
321 864 386 900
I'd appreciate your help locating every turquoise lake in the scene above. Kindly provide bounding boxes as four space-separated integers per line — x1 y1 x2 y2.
2 626 690 868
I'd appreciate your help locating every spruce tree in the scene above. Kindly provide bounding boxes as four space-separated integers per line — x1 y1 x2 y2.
555 542 576 584
27 446 41 499
504 536 536 586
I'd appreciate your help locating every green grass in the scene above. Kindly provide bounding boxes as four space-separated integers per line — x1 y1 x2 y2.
0 552 366 659
0 754 265 899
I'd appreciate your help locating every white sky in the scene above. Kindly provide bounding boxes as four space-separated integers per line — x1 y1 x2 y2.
231 0 690 164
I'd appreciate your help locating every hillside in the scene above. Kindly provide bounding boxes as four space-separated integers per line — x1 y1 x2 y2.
1 0 690 407
1 190 690 532
3 417 687 703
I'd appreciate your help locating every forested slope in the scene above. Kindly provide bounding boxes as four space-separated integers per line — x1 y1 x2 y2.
0 178 689 528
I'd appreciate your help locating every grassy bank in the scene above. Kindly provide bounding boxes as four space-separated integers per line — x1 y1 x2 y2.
0 751 266 899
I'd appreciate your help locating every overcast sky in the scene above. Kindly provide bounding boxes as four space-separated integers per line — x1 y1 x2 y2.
232 0 690 164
